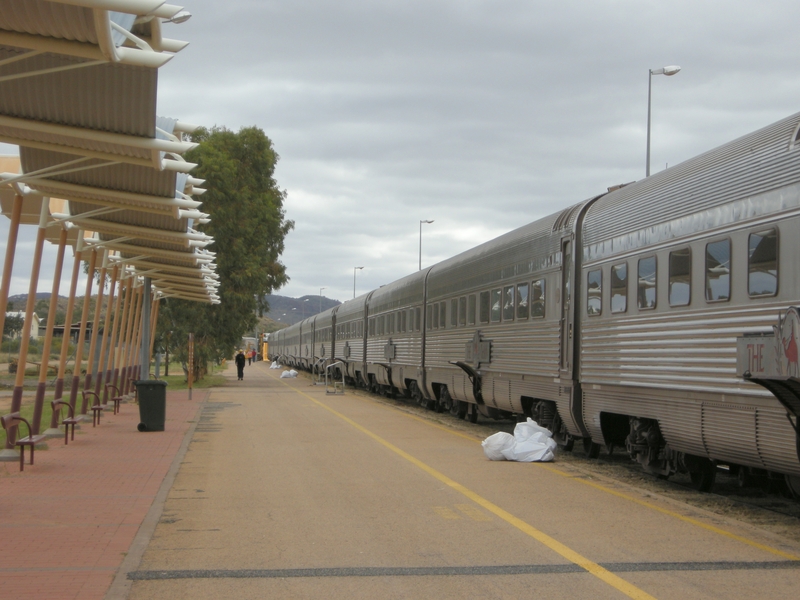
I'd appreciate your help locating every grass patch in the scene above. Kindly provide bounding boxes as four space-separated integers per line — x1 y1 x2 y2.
0 397 60 448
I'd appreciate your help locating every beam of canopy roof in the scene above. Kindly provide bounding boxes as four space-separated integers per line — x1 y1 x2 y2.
0 1 220 304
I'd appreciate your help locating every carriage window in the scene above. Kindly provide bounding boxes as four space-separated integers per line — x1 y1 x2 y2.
369 318 375 337
516 283 529 319
490 289 502 322
389 312 395 334
379 315 385 335
748 229 778 297
587 269 602 315
479 291 490 323
532 279 545 318
503 286 515 321
458 297 467 326
433 303 439 329
415 307 421 331
637 256 657 309
705 239 730 302
450 299 458 327
440 302 447 328
669 248 691 306
611 263 627 313
468 294 477 325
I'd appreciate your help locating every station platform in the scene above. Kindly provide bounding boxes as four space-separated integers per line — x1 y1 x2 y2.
3 361 800 600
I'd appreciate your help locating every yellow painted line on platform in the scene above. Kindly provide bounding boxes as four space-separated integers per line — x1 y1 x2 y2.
338 382 800 562
538 464 800 561
274 375 656 600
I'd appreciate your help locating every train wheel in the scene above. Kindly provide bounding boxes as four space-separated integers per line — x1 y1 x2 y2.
457 401 468 420
441 388 457 416
583 438 601 459
410 382 424 406
785 475 800 499
542 412 575 452
688 458 717 492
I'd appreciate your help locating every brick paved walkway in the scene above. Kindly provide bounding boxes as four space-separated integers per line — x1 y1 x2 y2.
0 388 207 599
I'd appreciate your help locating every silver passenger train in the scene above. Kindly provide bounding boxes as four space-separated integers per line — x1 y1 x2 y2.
270 112 800 495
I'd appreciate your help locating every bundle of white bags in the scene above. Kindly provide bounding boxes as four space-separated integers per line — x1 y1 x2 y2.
481 418 556 462
270 361 281 369
279 369 298 379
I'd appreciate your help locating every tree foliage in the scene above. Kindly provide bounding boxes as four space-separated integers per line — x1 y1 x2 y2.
155 127 294 372
3 314 24 339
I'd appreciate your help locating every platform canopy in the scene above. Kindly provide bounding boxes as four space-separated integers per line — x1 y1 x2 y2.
0 1 219 304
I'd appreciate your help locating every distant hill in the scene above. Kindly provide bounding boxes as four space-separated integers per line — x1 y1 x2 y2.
6 293 341 329
263 294 341 326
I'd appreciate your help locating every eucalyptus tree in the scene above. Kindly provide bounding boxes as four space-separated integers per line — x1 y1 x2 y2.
155 126 293 376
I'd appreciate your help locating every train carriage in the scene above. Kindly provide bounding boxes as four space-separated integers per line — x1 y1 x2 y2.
578 112 800 483
333 292 370 384
311 307 336 374
282 322 301 368
422 198 595 432
363 271 426 397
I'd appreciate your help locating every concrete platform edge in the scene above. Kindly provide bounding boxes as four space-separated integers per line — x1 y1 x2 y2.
104 393 207 600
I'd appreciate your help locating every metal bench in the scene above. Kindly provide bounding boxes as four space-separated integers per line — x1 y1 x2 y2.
51 400 79 445
104 383 123 414
81 390 104 426
1 412 47 471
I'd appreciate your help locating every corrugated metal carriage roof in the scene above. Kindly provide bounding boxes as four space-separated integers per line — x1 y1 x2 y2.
583 112 800 259
426 204 582 299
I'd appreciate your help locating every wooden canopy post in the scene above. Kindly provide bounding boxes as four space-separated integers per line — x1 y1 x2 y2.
34 226 68 437
111 275 133 395
119 280 140 396
72 246 97 416
3 198 48 451
149 294 161 371
48 231 84 431
0 194 22 356
123 285 143 394
95 262 119 397
84 249 108 391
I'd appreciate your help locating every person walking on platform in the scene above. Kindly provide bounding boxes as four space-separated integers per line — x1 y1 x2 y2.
235 349 246 380
247 349 253 366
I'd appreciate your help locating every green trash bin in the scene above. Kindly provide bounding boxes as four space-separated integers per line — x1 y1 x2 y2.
134 380 168 432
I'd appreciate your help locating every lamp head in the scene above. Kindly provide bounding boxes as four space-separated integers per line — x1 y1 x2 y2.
651 65 681 76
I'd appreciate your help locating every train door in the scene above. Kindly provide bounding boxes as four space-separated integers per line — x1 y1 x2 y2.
560 238 574 378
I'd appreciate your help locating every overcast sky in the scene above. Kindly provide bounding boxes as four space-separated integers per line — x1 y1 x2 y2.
3 0 800 306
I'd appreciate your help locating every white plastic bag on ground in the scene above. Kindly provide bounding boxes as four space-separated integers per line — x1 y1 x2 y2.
514 418 553 442
481 432 515 461
270 361 281 369
501 439 555 462
280 369 298 379
483 418 555 463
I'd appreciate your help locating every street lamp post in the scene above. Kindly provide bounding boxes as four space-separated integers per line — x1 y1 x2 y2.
646 65 681 177
353 266 364 298
319 287 326 313
419 220 434 270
